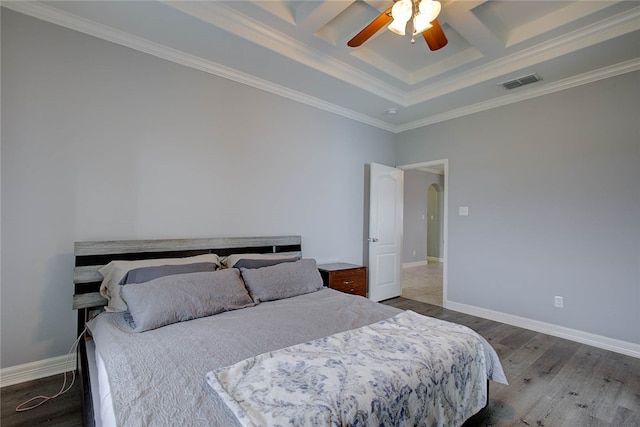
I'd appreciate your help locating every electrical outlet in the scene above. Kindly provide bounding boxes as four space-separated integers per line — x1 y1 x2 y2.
554 296 564 308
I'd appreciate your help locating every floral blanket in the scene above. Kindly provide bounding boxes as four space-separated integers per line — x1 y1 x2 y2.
206 310 506 427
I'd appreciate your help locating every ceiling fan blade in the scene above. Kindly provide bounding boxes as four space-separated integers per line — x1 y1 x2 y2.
348 7 392 47
422 19 448 51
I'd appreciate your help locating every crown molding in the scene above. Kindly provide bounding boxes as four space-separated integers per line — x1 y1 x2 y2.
166 2 640 107
163 1 406 105
397 58 640 133
3 2 638 134
2 1 396 132
406 6 640 105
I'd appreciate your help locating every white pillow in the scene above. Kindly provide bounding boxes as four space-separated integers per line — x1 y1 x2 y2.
99 253 221 312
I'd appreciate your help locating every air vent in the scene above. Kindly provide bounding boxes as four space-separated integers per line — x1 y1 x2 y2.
500 73 542 90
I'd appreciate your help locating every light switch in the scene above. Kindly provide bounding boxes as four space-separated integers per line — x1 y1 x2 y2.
459 206 469 216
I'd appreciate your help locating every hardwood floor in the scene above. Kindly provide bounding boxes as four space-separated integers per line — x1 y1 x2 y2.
2 297 639 426
385 297 640 427
1 374 82 426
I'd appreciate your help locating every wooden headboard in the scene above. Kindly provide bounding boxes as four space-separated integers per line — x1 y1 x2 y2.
72 235 302 332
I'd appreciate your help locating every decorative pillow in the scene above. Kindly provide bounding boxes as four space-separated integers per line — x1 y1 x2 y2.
121 269 254 332
232 257 299 270
99 253 221 312
118 262 218 285
240 258 324 303
223 253 298 269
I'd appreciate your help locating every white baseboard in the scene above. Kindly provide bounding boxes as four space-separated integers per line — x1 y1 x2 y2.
427 257 443 263
402 260 428 268
446 300 640 359
0 354 77 388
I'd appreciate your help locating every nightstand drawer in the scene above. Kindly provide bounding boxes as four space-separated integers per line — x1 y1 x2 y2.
330 280 366 296
328 269 366 287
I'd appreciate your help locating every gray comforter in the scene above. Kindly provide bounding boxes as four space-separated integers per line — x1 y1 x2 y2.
88 289 504 426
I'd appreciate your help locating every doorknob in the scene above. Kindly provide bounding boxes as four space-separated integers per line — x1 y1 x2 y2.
368 237 379 242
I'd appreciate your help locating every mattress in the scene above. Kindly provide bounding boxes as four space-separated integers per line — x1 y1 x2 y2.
87 288 505 426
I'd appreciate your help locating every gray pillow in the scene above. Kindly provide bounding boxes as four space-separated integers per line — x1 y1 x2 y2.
118 262 219 285
223 253 298 268
121 269 255 332
232 257 298 269
240 258 324 303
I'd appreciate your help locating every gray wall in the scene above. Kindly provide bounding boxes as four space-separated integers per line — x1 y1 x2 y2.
397 70 640 345
0 10 396 368
403 169 444 263
2 7 638 371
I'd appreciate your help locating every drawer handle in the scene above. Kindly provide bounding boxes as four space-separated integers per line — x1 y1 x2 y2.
343 280 354 285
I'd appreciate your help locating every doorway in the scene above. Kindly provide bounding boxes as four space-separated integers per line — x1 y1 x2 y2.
398 160 447 307
427 183 442 262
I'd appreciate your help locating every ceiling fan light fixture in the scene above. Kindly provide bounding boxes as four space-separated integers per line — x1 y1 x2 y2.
387 20 407 36
419 0 441 23
348 0 447 50
388 0 412 36
412 13 433 35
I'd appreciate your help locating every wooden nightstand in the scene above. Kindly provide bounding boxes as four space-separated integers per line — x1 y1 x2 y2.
317 263 367 297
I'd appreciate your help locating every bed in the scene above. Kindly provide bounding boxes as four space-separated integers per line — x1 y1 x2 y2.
72 235 506 427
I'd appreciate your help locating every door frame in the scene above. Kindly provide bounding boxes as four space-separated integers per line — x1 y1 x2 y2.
397 159 449 308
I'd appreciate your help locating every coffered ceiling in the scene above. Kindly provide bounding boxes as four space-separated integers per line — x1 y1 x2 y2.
5 1 640 132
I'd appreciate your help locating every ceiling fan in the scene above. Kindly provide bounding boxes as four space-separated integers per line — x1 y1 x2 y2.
348 0 448 51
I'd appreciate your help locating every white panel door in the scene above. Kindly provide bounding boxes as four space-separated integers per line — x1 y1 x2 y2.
368 163 403 302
